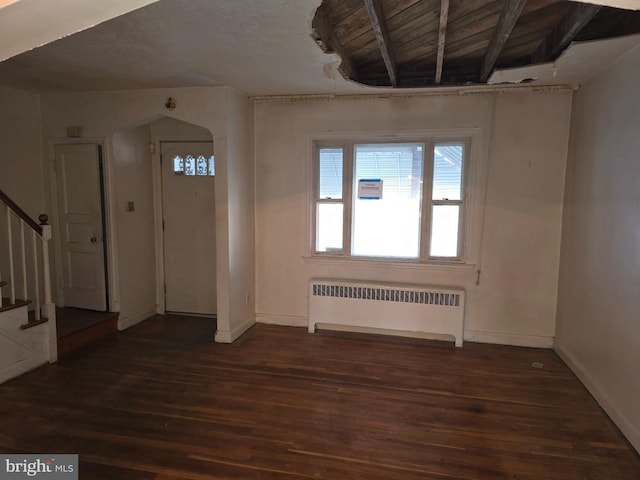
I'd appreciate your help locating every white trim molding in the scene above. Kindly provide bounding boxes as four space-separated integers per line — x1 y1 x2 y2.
256 313 307 327
118 306 157 331
215 316 255 343
464 329 554 348
554 343 640 454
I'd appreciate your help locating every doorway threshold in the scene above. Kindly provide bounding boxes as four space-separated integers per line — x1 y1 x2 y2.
56 307 119 357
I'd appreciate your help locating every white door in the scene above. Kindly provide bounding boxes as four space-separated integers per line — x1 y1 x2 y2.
161 142 216 315
54 144 107 311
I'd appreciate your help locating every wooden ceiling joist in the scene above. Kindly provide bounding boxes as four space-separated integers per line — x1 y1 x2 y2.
311 5 359 81
480 0 527 83
435 0 450 85
531 3 601 63
364 0 398 87
312 0 638 89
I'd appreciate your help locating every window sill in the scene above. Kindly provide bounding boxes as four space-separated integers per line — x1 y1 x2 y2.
302 255 477 272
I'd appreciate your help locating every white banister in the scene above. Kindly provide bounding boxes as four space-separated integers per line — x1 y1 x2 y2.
41 220 53 307
32 230 41 321
6 205 15 304
0 191 56 361
20 221 27 302
0 190 58 362
39 214 57 363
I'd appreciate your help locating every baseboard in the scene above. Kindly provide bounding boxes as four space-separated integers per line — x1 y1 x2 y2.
554 342 640 454
256 313 307 327
254 319 554 348
314 323 456 343
215 316 255 343
0 355 48 385
118 306 157 331
464 329 554 348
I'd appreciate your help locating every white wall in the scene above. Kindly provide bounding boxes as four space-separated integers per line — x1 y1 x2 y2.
0 85 43 304
254 89 572 347
214 88 255 342
473 91 571 344
111 125 157 328
0 85 42 216
39 86 254 340
2 83 572 349
555 45 640 452
149 116 213 139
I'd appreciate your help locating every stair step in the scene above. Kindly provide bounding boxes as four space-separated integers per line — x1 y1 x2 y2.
20 317 49 330
57 313 119 357
0 298 31 314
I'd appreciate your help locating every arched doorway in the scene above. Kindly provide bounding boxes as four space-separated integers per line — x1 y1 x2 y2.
111 116 217 324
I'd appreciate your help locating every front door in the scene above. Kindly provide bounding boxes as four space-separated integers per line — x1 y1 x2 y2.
54 143 107 311
161 141 216 315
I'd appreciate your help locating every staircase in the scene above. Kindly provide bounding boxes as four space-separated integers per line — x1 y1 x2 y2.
1 190 57 384
0 299 51 383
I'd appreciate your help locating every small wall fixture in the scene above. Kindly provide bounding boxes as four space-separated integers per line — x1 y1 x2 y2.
165 97 176 110
66 126 83 138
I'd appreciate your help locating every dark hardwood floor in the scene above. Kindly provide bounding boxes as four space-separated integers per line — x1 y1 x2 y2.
0 315 638 479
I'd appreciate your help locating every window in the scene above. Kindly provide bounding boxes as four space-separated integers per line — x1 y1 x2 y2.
316 147 343 253
313 139 468 262
172 155 215 176
352 143 423 258
430 144 464 257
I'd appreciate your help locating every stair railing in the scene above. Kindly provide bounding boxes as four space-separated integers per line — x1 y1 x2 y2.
0 190 55 327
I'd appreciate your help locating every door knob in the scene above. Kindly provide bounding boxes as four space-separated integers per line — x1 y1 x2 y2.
90 236 97 243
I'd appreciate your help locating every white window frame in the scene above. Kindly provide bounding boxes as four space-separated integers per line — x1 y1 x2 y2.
312 135 472 264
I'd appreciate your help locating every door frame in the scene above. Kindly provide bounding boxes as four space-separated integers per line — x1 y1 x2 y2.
48 138 117 312
151 134 215 315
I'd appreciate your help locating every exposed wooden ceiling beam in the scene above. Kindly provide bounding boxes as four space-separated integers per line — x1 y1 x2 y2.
311 5 359 81
364 0 398 87
480 0 527 83
435 0 450 85
531 3 601 63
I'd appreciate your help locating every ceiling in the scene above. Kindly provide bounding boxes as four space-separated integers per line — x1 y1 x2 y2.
0 0 160 62
0 0 639 96
313 0 640 87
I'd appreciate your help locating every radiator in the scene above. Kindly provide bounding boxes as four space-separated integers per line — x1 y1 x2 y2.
308 279 465 347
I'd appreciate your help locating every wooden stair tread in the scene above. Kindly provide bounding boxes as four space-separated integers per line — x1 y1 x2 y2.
0 298 31 313
20 317 49 330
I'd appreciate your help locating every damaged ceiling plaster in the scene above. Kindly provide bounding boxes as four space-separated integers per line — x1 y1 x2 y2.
0 0 638 96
